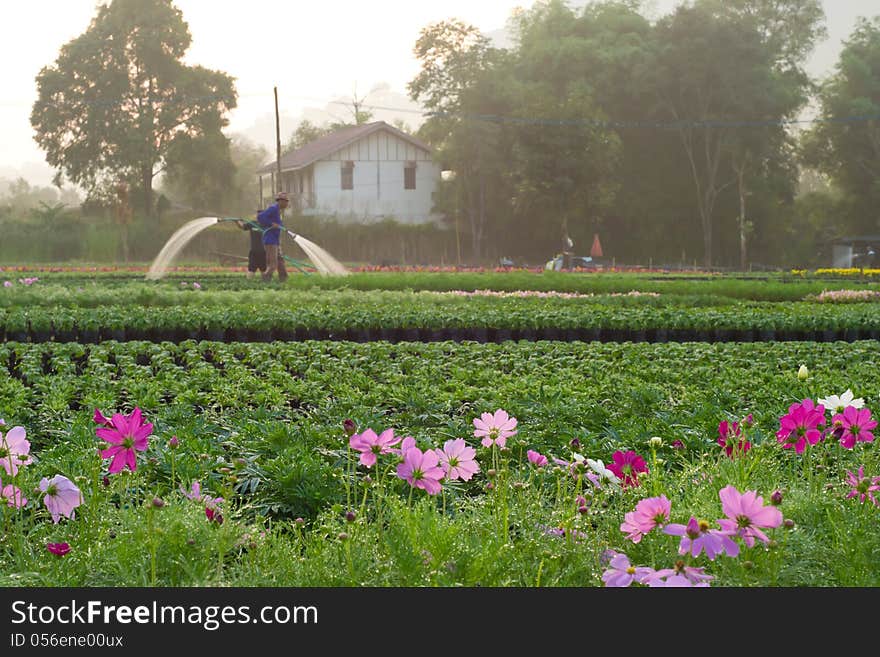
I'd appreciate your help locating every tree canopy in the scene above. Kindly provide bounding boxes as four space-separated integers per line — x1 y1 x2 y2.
31 0 237 218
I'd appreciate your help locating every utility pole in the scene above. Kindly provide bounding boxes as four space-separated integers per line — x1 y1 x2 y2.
274 86 282 194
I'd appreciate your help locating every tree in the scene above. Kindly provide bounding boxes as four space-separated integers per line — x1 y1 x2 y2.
802 17 880 235
283 120 332 155
649 3 813 267
31 0 236 218
409 19 504 260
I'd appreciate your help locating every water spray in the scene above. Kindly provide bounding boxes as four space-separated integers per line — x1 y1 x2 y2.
146 216 349 280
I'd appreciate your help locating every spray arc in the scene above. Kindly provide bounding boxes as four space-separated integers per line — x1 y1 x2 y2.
145 217 349 280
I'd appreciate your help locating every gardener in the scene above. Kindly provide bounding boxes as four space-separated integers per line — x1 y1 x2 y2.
256 191 290 282
236 218 267 279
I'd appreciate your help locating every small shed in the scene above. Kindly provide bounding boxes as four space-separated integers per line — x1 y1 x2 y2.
831 235 880 268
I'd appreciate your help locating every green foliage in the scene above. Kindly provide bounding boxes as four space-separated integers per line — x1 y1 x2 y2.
30 0 237 217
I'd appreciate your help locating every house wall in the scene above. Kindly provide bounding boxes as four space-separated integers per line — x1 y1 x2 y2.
303 129 440 224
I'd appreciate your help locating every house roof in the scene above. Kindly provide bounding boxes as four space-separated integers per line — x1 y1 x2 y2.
256 121 432 174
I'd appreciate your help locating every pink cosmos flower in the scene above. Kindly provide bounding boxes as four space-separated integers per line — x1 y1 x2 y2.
527 450 548 467
620 495 671 544
646 562 714 586
607 450 648 488
0 425 33 476
181 481 223 508
716 485 783 548
349 428 402 468
397 436 417 455
39 475 83 523
663 516 739 559
834 406 877 449
845 466 880 506
434 439 480 481
647 573 710 587
472 409 517 449
0 477 27 508
95 407 153 474
601 552 655 587
93 408 112 427
46 542 71 557
396 446 444 495
717 419 751 458
776 399 825 454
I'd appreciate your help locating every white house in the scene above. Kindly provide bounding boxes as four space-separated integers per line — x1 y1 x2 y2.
256 121 441 224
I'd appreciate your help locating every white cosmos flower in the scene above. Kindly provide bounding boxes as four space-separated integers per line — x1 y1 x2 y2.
818 389 865 414
586 458 620 485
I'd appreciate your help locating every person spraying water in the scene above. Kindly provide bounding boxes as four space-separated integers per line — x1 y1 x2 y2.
145 193 349 280
257 191 290 282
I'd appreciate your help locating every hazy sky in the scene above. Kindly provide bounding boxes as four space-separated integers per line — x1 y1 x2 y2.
0 0 875 182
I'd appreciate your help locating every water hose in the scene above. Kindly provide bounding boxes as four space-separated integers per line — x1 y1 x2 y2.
218 217 313 273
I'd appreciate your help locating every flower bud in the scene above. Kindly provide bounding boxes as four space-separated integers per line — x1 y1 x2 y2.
337 532 349 542
295 517 305 525
671 439 685 450
343 419 357 437
487 469 497 478
168 436 180 449
363 475 372 485
797 364 809 381
102 476 111 487
649 436 663 448
345 511 356 523
783 519 795 529
151 497 165 508
770 490 783 506
743 560 754 570
578 505 589 515
569 438 581 450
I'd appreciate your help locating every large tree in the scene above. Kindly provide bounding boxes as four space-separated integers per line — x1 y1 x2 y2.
31 0 236 218
802 17 880 235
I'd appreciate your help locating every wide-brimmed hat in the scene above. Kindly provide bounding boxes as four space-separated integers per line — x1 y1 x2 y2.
275 191 290 201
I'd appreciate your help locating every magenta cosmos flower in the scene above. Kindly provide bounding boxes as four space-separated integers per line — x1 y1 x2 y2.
716 485 783 548
833 407 877 449
349 428 402 468
717 418 751 458
95 407 153 474
607 450 648 488
0 476 27 508
775 399 825 454
39 475 83 523
845 466 880 506
527 450 548 467
663 516 739 559
620 495 671 544
0 425 33 476
472 409 517 448
46 542 70 557
434 439 480 481
396 446 444 495
600 552 655 587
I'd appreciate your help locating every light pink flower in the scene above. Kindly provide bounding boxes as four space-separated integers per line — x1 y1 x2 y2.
646 573 710 587
527 450 548 467
716 485 783 548
646 563 714 586
834 406 877 449
776 399 825 454
434 439 479 481
349 428 402 468
396 446 444 495
472 409 517 449
845 466 880 506
181 481 222 508
607 450 648 488
95 407 153 474
663 516 739 559
0 477 27 508
620 495 671 543
0 425 33 476
601 552 655 587
39 475 83 523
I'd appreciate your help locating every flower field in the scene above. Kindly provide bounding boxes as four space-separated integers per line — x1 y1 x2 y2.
1 270 879 587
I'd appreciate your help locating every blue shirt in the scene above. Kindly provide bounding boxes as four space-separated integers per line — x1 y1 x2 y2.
256 203 283 245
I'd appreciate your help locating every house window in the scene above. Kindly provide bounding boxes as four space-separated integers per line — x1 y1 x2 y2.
404 161 417 190
341 161 354 190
